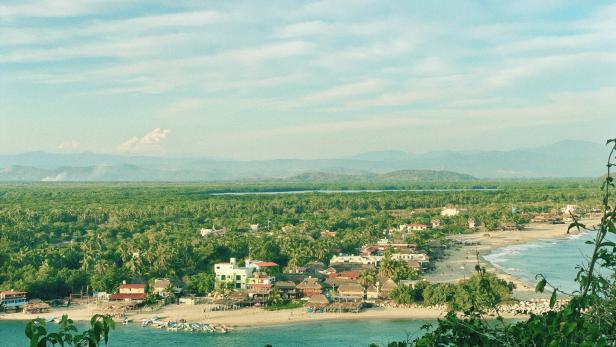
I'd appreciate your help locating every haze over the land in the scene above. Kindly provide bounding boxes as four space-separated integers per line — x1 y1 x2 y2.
2 1 615 160
0 140 608 181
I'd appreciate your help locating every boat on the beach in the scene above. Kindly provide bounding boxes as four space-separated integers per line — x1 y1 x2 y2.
140 317 230 334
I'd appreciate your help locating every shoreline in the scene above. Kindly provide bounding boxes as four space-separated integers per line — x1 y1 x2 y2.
1 219 599 327
425 218 600 300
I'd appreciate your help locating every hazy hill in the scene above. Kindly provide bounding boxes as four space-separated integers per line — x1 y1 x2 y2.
286 169 475 183
0 140 608 181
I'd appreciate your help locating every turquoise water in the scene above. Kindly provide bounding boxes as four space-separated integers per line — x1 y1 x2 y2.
0 319 430 347
484 230 613 294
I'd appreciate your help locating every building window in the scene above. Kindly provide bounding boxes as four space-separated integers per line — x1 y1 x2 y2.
236 275 241 281
220 275 226 280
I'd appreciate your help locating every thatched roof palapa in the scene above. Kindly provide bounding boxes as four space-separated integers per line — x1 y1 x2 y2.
297 277 322 290
306 294 330 308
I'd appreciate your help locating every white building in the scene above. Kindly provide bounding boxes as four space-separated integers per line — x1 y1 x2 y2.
391 253 429 263
214 258 254 289
440 208 460 217
329 255 378 266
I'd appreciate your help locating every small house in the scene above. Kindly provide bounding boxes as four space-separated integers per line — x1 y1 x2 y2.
274 281 299 300
153 278 171 296
337 283 365 299
379 279 398 299
366 285 379 300
111 283 146 301
306 293 330 309
0 290 27 310
297 277 323 297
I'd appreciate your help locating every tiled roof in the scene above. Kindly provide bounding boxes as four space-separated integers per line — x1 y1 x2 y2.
254 261 279 267
110 293 147 300
119 284 145 289
0 290 27 295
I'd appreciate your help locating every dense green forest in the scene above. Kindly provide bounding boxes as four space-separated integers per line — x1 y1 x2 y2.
0 180 602 299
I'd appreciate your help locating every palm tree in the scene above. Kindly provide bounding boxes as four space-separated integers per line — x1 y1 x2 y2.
360 268 378 287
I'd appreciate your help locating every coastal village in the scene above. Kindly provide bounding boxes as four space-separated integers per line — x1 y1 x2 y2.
0 204 595 332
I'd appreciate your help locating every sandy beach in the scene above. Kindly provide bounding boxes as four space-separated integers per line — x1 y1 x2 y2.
1 219 599 327
425 218 601 299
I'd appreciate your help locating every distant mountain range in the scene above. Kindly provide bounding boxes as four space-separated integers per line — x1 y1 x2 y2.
0 140 608 182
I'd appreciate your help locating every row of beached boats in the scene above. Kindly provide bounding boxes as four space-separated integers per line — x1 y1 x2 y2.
141 316 229 334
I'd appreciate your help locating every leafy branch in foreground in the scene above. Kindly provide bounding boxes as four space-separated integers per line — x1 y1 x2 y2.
387 138 616 347
25 314 114 347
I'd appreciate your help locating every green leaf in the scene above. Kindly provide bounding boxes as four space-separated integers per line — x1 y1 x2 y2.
535 278 547 293
549 289 557 308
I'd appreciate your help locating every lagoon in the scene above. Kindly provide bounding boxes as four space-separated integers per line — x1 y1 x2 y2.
211 188 500 195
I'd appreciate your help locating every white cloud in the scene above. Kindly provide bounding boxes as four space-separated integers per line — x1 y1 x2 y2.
300 80 385 104
56 140 80 150
275 20 332 38
0 0 122 18
116 128 171 154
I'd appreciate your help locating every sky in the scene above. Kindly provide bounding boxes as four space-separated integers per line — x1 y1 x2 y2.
1 0 615 160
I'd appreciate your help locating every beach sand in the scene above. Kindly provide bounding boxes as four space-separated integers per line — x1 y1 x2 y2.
425 218 601 300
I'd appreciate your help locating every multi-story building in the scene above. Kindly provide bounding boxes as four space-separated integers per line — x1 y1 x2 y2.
214 258 254 289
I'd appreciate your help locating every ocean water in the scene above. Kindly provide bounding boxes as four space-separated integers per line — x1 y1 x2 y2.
0 319 431 347
484 230 613 294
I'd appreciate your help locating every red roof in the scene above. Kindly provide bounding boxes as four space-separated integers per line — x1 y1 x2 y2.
110 293 147 300
0 290 26 296
254 261 279 267
336 271 361 279
119 284 145 289
247 284 273 288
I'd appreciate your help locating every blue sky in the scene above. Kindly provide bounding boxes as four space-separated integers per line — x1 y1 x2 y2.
1 0 615 159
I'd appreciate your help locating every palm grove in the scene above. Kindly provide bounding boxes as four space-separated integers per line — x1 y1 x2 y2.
0 180 599 301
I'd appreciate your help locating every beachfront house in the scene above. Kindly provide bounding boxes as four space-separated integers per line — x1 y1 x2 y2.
306 293 330 310
0 290 27 310
214 258 254 290
247 272 275 300
297 277 323 297
153 278 171 296
379 279 398 299
111 282 147 301
337 283 365 300
274 281 299 300
366 285 379 300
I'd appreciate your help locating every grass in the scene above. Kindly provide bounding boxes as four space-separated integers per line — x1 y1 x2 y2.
262 301 304 311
